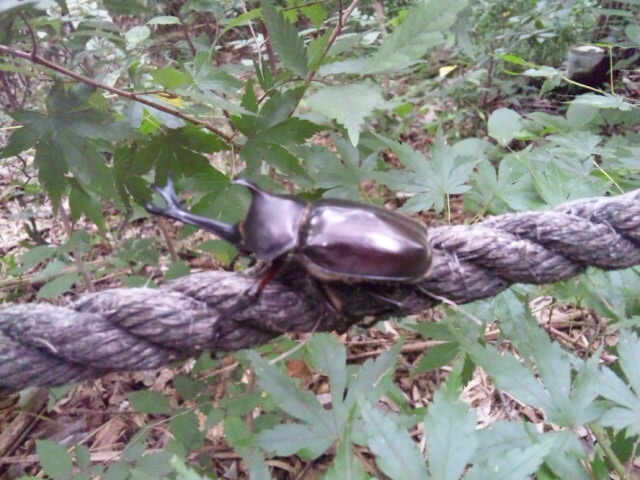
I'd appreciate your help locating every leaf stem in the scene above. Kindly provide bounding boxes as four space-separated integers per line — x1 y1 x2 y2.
589 422 628 480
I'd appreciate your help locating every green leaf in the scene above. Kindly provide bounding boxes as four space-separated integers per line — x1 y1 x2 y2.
0 112 46 157
151 67 192 89
171 456 211 480
307 29 332 70
373 131 480 213
125 25 150 46
170 410 205 452
36 439 73 480
261 0 308 76
305 334 348 420
147 15 180 25
571 93 634 111
600 331 640 436
306 82 387 145
34 134 67 207
134 451 174 477
464 441 552 480
300 4 327 28
365 0 467 73
103 460 130 480
414 342 459 373
128 390 170 414
164 260 190 280
360 397 429 480
257 117 325 144
37 272 81 299
75 444 91 470
425 377 477 480
487 108 522 146
219 7 262 38
20 245 57 271
173 375 206 401
69 184 106 231
465 341 550 410
613 330 640 397
248 351 328 426
254 423 333 458
325 433 369 480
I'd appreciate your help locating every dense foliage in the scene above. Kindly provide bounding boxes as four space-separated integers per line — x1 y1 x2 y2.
1 0 640 478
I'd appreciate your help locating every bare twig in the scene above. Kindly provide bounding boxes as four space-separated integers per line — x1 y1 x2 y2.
166 0 197 57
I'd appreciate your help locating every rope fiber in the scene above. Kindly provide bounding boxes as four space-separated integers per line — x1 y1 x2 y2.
2 189 640 390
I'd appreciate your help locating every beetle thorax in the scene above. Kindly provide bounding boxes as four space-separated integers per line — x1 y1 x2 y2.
240 187 309 262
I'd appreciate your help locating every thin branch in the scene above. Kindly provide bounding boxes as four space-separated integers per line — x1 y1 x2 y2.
19 13 37 57
0 45 241 150
166 0 197 57
306 0 361 82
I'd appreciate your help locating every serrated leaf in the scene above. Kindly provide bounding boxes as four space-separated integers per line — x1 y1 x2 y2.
616 330 640 396
571 93 633 111
20 245 58 270
495 292 602 426
36 439 73 480
346 340 401 408
37 272 81 299
425 380 477 480
247 142 310 182
0 112 47 157
69 184 106 231
248 351 328 426
219 7 262 38
488 108 522 146
257 117 324 144
365 0 467 73
300 4 327 28
261 0 308 76
465 342 550 409
306 82 386 145
164 260 190 280
171 456 210 480
170 410 205 451
151 67 192 89
128 390 170 414
35 134 67 207
305 334 348 421
254 423 333 457
599 331 640 436
325 434 368 480
308 29 332 70
360 398 429 480
414 342 459 373
464 440 552 480
373 131 479 213
104 460 130 480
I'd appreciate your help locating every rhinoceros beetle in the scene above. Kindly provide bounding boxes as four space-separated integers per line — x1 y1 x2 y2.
146 177 433 336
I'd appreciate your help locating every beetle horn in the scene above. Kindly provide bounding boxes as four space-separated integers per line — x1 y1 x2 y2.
146 176 243 247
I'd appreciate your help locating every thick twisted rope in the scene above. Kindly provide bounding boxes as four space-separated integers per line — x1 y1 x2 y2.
2 189 640 390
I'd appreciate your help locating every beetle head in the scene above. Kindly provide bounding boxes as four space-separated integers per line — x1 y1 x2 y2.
233 178 309 261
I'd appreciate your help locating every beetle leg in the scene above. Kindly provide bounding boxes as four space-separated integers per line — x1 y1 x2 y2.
366 288 408 310
210 260 285 354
